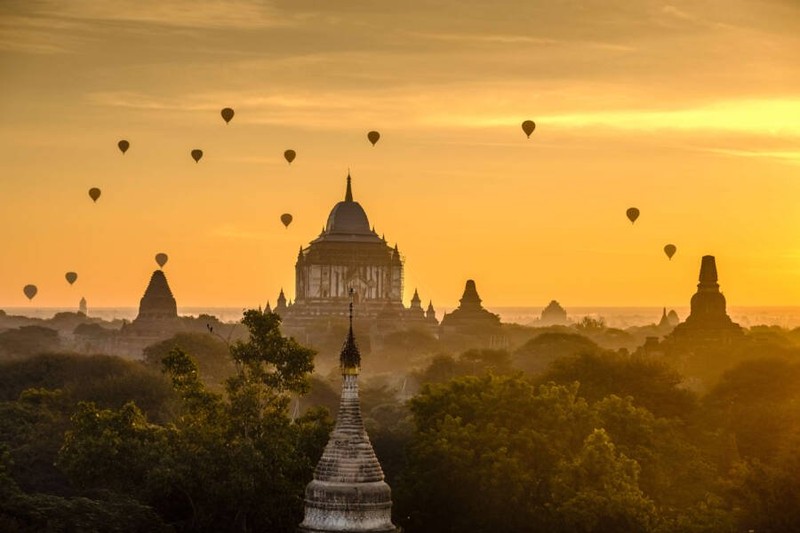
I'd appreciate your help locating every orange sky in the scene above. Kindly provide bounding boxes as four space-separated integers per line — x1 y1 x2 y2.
1 0 799 310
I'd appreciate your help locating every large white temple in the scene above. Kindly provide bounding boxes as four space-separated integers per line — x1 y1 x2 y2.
277 175 437 335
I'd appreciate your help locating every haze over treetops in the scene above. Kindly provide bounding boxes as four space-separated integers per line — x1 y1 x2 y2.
1 0 799 308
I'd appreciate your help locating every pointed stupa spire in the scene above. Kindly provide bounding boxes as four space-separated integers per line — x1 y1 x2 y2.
426 300 436 320
658 307 670 328
410 289 422 309
341 289 360 373
277 289 287 312
265 301 272 313
345 172 353 202
391 243 402 265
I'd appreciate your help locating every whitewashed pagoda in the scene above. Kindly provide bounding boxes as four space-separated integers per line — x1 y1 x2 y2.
298 296 398 532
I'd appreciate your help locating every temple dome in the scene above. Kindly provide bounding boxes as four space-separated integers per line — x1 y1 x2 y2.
325 201 372 235
312 174 382 244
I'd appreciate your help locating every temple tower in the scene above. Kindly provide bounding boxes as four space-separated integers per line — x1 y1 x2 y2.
299 298 398 533
276 289 288 315
540 300 568 326
135 270 177 321
425 301 436 322
670 255 742 342
440 280 501 330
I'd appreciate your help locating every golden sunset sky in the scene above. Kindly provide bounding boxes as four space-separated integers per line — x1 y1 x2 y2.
1 0 799 310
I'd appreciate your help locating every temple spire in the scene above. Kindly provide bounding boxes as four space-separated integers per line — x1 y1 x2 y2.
345 172 353 202
340 288 360 373
698 255 719 288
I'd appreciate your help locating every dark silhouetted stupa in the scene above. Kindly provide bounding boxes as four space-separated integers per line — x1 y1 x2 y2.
670 256 742 343
135 270 178 321
540 300 568 326
440 280 501 332
299 304 397 533
121 270 183 348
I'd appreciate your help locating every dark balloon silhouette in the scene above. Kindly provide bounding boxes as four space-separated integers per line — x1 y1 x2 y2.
664 244 677 260
191 149 203 163
221 108 234 124
155 253 168 268
522 120 536 138
88 188 101 202
118 140 129 154
281 213 293 228
284 150 296 164
65 272 78 285
23 284 37 300
626 207 640 224
367 131 380 146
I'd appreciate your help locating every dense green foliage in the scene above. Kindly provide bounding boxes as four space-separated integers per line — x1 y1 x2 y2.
0 326 60 359
1 310 330 532
2 316 800 532
144 332 236 389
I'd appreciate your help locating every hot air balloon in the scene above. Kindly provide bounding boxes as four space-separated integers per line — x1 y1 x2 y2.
626 207 640 224
65 272 78 285
664 244 677 260
521 120 536 138
23 284 37 300
280 213 293 228
118 140 129 154
155 253 168 268
367 131 380 146
88 188 101 202
284 150 296 164
221 107 234 124
191 149 203 163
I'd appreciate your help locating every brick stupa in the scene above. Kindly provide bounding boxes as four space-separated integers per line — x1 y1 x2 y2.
135 270 178 321
440 279 501 330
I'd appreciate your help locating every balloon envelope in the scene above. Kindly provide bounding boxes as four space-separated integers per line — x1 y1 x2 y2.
221 107 234 124
155 253 168 268
522 120 536 138
65 272 78 285
23 284 37 300
284 150 296 164
191 149 203 163
367 131 380 146
626 207 640 224
664 244 677 260
280 213 293 228
118 140 129 154
88 188 101 202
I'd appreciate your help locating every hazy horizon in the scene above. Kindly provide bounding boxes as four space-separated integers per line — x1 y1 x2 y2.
2 0 799 308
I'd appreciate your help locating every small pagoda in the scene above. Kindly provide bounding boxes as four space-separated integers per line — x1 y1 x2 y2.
669 255 742 343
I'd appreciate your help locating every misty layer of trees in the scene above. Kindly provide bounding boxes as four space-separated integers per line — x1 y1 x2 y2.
2 312 800 532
